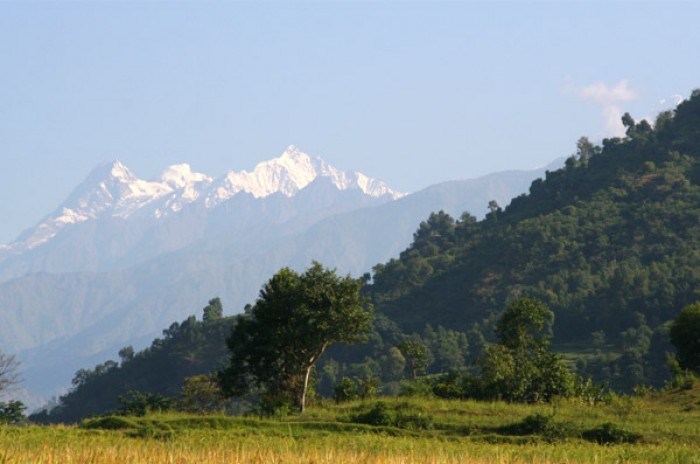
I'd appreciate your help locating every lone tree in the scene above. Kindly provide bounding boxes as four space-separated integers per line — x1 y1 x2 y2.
220 262 373 413
670 301 700 374
0 352 20 398
479 298 572 403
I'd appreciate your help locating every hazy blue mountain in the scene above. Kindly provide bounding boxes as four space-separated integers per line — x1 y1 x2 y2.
0 149 561 401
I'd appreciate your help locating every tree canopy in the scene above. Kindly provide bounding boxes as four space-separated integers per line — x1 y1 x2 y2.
479 298 573 403
670 301 700 373
220 262 373 412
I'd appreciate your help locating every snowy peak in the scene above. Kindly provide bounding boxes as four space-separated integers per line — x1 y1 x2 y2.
4 147 403 252
207 145 404 206
109 160 137 183
211 145 318 203
159 164 211 189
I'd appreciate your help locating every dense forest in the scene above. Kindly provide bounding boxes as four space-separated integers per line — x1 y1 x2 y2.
32 90 700 423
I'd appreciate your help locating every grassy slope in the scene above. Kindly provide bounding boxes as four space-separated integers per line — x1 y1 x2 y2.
4 385 700 463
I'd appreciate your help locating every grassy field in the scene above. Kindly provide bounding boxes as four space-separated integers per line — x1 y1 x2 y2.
2 385 700 464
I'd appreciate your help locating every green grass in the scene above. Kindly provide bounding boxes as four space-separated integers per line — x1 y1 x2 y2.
2 384 700 463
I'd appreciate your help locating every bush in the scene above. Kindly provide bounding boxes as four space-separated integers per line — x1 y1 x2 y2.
129 423 175 440
0 400 26 425
399 378 434 398
497 413 574 442
333 377 359 403
181 374 226 414
349 401 433 430
117 391 177 417
81 415 139 430
582 422 642 444
256 393 292 419
356 377 380 400
572 377 609 405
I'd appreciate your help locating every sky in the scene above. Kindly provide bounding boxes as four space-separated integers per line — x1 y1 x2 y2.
1 1 699 244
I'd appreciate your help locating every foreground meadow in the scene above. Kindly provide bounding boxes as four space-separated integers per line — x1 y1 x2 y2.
2 390 700 464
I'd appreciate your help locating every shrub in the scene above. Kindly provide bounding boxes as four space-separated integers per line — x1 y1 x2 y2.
399 378 434 398
349 401 433 430
333 377 359 403
0 400 26 425
497 413 575 442
582 422 642 444
81 415 139 430
356 377 380 400
181 374 226 414
117 391 177 417
129 423 175 440
256 393 292 419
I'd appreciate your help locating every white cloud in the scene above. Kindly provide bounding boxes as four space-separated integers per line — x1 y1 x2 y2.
577 80 637 104
573 79 638 138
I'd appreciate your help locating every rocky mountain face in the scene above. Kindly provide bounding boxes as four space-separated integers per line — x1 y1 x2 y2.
0 146 559 401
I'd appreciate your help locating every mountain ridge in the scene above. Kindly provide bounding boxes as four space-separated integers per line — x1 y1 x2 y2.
0 146 403 257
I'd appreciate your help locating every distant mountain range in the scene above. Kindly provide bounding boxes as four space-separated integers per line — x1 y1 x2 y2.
0 145 561 402
0 145 402 280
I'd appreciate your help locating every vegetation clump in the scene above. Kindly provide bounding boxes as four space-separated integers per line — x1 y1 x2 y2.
496 413 576 442
349 401 434 430
582 422 642 445
670 302 700 373
0 400 26 425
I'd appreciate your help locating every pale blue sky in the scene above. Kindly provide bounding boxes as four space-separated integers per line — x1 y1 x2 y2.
1 1 698 243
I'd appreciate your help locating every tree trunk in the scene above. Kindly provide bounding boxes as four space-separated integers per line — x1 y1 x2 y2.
299 344 328 413
300 364 313 413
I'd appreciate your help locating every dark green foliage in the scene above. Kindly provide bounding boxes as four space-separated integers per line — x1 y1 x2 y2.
202 297 224 323
180 374 226 414
572 377 610 405
220 262 373 413
396 338 429 379
369 90 700 391
477 298 574 403
30 298 235 423
117 391 177 417
355 377 381 400
497 413 575 442
0 400 26 425
494 298 552 350
333 377 359 403
255 392 293 419
430 369 473 400
582 422 642 445
398 377 435 398
349 401 433 430
670 301 700 373
80 415 139 430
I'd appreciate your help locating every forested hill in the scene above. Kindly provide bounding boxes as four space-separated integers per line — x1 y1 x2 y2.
32 299 235 424
369 90 700 343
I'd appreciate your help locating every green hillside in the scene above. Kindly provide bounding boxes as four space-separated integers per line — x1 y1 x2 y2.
31 299 234 424
370 91 700 353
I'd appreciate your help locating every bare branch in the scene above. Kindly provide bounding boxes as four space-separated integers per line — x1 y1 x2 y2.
0 352 20 398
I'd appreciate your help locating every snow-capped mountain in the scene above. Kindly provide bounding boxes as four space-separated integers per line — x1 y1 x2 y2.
1 146 403 258
204 145 399 207
0 149 560 401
